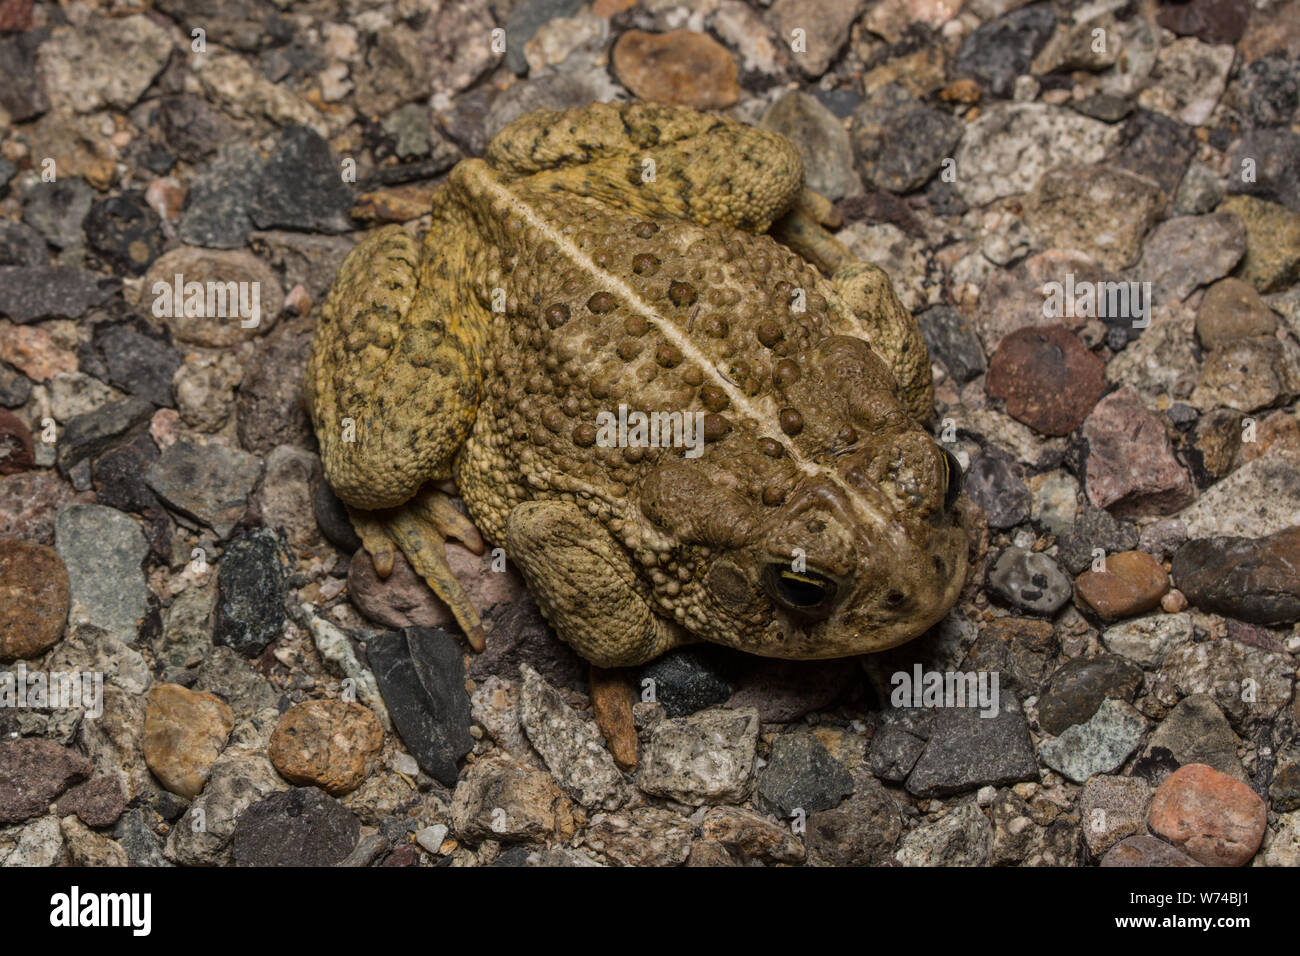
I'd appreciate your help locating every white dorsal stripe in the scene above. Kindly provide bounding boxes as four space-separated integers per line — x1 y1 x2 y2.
467 164 906 545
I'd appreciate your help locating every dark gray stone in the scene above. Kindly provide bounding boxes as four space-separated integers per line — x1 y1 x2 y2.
918 306 986 385
904 692 1039 797
965 446 1030 529
954 4 1056 98
367 626 474 786
251 126 354 233
56 396 154 475
0 220 48 266
638 647 732 717
232 787 360 866
1037 654 1143 735
756 733 854 817
0 266 118 323
213 529 287 657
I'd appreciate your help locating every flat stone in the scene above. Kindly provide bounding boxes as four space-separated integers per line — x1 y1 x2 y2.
1191 336 1300 413
251 126 355 234
1195 277 1279 348
54 503 149 645
1217 195 1300 293
964 445 1030 529
987 325 1106 436
1137 37 1235 127
232 787 360 866
1038 697 1146 783
450 755 571 844
55 396 153 475
1228 128 1300 214
582 806 693 866
1148 763 1266 866
365 627 472 787
918 305 986 385
0 267 118 324
1100 833 1203 866
850 83 963 194
806 775 902 865
961 616 1060 695
55 775 126 828
1134 213 1247 304
1172 528 1300 626
94 324 180 409
146 440 262 539
895 800 992 866
1178 451 1300 538
142 247 282 347
954 4 1056 98
37 15 172 113
0 538 69 660
638 707 758 806
699 806 804 864
1150 637 1293 733
767 0 867 78
142 683 235 799
762 91 858 201
904 693 1039 798
954 103 1119 206
1102 612 1193 668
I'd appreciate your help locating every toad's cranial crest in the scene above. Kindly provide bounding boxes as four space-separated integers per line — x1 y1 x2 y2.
305 101 969 668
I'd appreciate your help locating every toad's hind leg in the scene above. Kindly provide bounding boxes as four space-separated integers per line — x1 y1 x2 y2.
305 209 493 648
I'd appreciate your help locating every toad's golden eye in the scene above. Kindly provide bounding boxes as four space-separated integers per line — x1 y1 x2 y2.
764 565 838 617
940 447 963 510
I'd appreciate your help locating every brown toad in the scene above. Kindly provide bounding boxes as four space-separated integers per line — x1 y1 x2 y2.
306 102 967 668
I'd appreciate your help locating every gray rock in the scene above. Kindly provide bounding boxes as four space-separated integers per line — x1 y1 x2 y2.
1229 129 1300 214
145 440 262 539
0 267 117 324
1177 453 1300 539
1038 698 1146 783
519 664 628 810
851 84 963 195
250 126 354 234
756 732 854 816
904 692 1039 797
1133 694 1245 784
95 324 179 409
895 800 992 866
954 4 1057 98
20 177 92 250
1057 505 1140 575
1101 833 1202 866
1132 213 1247 304
1102 612 1193 668
54 503 149 645
1078 775 1153 857
179 141 263 249
637 647 732 717
638 707 758 805
56 396 154 476
762 91 858 200
1151 636 1293 734
964 445 1030 529
867 721 927 782
504 0 585 74
113 808 173 867
918 306 986 385
986 546 1072 615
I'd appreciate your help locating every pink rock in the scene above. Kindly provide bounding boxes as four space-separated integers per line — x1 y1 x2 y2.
1148 763 1267 866
1083 387 1196 517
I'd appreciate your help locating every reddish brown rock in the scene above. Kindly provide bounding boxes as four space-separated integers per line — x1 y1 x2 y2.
1074 550 1170 619
0 471 93 544
1082 387 1196 517
0 538 70 661
612 30 739 109
0 323 77 381
0 738 92 825
0 410 33 474
1148 763 1267 866
987 325 1106 436
55 775 127 828
268 698 384 796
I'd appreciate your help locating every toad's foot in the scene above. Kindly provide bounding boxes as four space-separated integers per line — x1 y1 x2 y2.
349 485 488 652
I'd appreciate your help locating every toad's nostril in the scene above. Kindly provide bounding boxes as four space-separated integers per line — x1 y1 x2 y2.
884 590 905 609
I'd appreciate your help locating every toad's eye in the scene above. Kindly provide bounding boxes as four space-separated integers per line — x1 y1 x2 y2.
940 446 963 510
764 565 838 618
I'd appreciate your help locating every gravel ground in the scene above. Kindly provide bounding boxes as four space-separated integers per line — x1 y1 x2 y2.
1 0 1299 868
